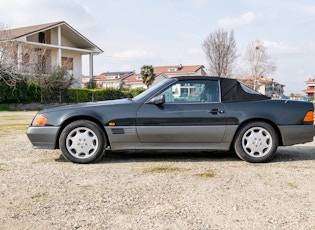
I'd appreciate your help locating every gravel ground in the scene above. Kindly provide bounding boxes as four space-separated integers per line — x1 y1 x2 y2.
1 111 315 230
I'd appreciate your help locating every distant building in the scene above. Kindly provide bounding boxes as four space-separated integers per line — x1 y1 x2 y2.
82 71 147 89
121 72 146 89
83 64 206 89
290 93 306 101
238 76 285 97
82 71 134 88
154 64 206 77
302 78 315 98
153 64 206 85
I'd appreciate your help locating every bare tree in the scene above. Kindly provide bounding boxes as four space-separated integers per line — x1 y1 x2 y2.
0 23 21 86
244 40 277 90
40 66 74 102
202 29 238 77
1 23 49 87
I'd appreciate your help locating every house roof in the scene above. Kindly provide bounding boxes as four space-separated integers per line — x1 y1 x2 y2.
122 73 143 83
100 71 134 76
305 78 315 83
3 21 63 39
1 21 103 54
92 71 135 81
154 65 204 75
302 89 315 93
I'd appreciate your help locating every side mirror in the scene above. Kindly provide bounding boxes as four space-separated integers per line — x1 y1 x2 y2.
148 95 165 105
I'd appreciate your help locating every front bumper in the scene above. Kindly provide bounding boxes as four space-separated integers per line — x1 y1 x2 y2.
27 126 60 149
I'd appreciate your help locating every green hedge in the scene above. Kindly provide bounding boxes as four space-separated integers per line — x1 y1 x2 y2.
1 78 146 103
0 79 41 103
67 88 90 103
67 88 133 103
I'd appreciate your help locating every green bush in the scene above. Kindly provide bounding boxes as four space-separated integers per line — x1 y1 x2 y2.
66 87 144 103
128 88 146 97
0 104 10 111
0 77 41 103
0 76 146 104
90 88 121 101
97 87 123 100
67 88 90 103
16 80 41 103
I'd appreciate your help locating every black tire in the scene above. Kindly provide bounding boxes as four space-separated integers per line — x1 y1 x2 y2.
59 120 107 164
233 121 278 163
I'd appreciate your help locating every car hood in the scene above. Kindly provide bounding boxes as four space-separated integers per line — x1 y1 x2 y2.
39 98 133 113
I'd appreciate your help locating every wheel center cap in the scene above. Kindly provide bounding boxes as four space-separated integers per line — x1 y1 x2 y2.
79 139 87 148
253 138 261 147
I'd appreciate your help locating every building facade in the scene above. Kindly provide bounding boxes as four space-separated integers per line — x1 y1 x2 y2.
0 21 103 87
153 65 207 85
302 78 315 99
83 65 206 89
238 76 285 98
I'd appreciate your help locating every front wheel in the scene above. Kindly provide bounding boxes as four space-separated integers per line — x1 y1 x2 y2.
233 122 279 163
59 120 107 163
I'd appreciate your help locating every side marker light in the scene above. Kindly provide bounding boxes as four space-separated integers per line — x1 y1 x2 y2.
109 122 116 126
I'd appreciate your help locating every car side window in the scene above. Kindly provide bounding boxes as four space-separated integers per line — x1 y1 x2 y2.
201 81 219 102
160 80 219 103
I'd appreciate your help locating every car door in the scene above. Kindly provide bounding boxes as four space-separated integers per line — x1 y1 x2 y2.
136 79 226 143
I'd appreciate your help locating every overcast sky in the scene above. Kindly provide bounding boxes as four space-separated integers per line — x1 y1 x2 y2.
1 0 315 94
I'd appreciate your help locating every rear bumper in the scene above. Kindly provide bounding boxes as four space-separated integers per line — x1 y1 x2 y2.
27 126 60 149
279 125 315 146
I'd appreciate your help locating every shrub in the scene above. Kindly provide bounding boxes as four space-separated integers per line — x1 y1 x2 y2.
0 77 40 103
0 78 146 104
0 104 10 111
67 88 90 103
91 88 123 101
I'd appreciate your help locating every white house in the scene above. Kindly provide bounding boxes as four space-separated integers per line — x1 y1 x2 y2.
0 21 103 87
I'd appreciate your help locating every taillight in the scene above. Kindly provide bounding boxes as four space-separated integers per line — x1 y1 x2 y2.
303 110 314 123
32 114 48 126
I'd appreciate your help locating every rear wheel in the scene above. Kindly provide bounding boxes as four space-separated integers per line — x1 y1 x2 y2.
59 120 107 163
233 122 278 163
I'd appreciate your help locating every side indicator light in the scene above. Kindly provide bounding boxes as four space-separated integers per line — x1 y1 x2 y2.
32 114 48 126
109 122 116 126
303 111 314 122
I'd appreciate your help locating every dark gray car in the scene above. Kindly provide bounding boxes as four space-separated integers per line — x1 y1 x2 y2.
27 76 315 163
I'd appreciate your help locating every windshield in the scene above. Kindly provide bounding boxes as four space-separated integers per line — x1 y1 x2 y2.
133 79 174 102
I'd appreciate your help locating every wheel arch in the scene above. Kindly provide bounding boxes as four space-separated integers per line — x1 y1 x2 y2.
55 115 110 149
230 118 283 151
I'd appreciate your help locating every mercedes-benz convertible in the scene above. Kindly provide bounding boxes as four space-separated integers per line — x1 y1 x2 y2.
27 76 315 163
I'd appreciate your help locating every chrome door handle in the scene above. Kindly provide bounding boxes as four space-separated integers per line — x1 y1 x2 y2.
208 109 224 114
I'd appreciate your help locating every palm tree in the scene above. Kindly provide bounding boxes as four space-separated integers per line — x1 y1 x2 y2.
140 65 155 88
